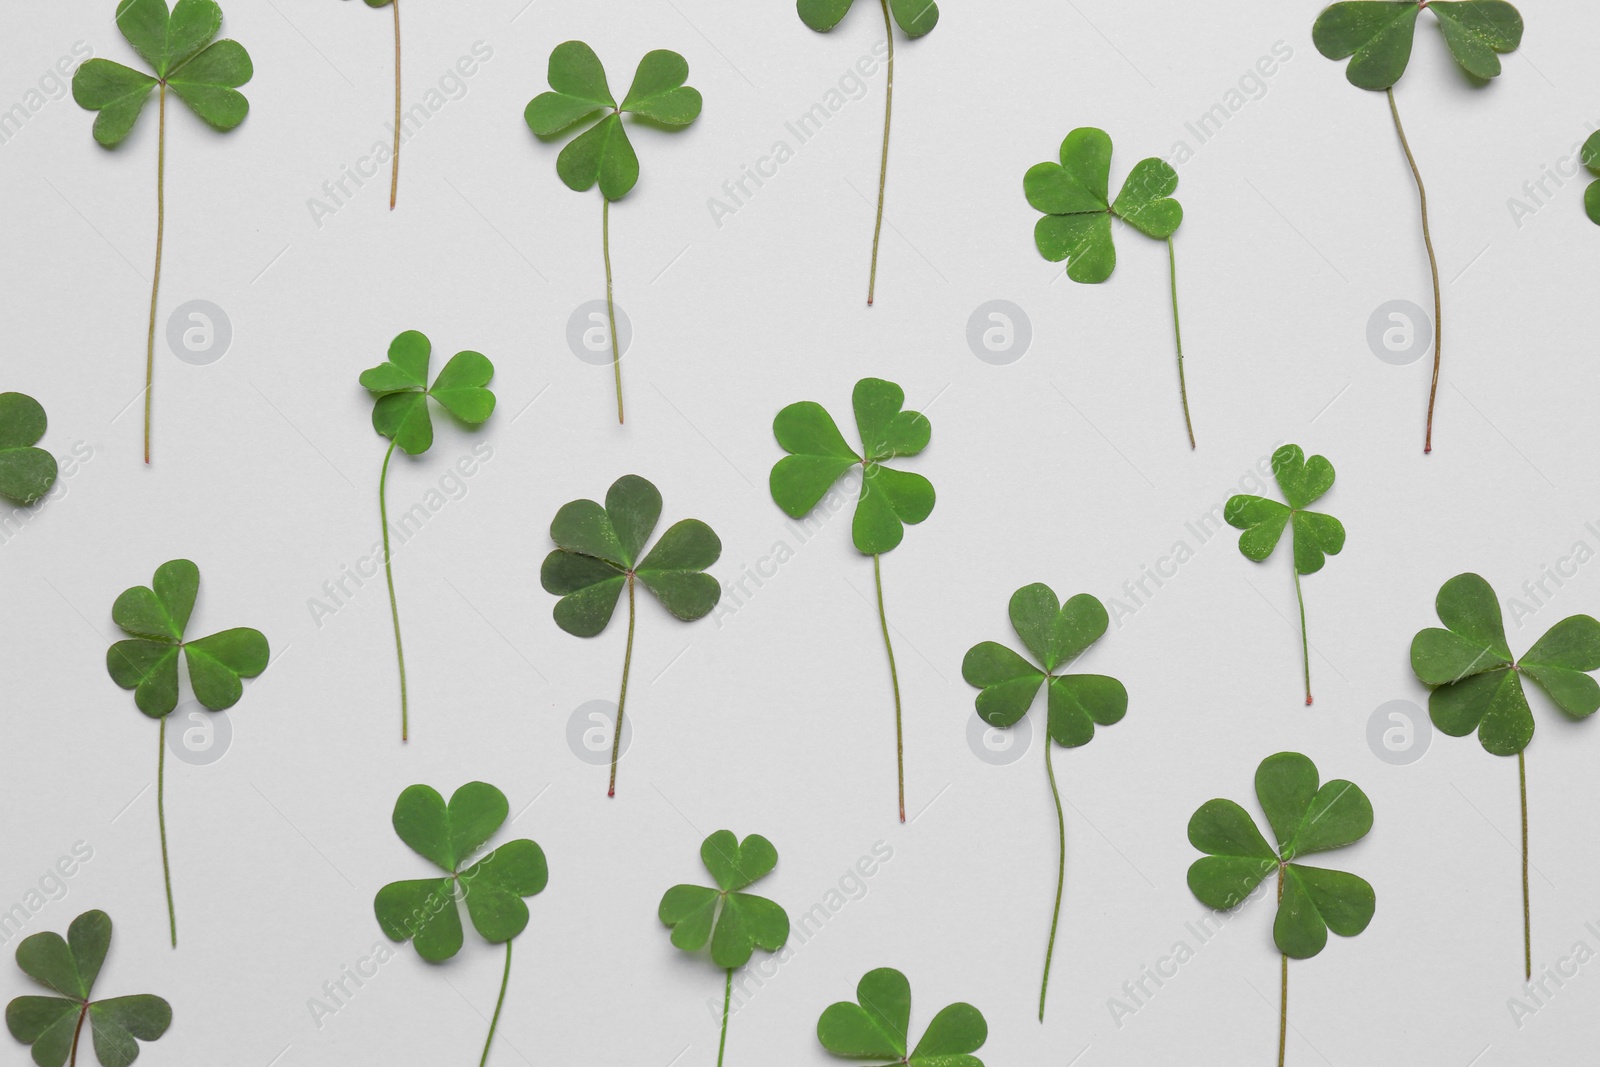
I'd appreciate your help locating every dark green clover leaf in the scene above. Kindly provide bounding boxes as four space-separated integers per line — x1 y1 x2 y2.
360 329 496 740
1188 752 1375 961
0 393 59 506
1581 133 1600 226
1023 127 1195 447
1225 444 1345 705
798 0 939 38
817 967 986 1067
771 377 934 556
5 910 171 1067
541 475 720 796
105 559 269 719
770 377 933 820
1410 573 1600 756
1313 1 1523 90
658 831 789 970
961 583 1125 1019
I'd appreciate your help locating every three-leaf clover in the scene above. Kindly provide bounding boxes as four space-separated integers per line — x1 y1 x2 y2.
359 330 496 742
1225 444 1345 705
1024 127 1194 446
769 378 934 822
796 0 938 305
525 42 702 423
1187 752 1374 1063
5 911 171 1067
1410 572 1600 978
817 968 986 1067
1313 1 1523 453
337 0 401 209
0 393 59 506
375 782 547 1066
104 558 268 947
658 831 788 1067
72 0 253 464
541 475 721 797
960 584 1126 1020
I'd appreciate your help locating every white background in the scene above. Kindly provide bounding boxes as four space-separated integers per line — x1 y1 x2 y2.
4 1 1600 1064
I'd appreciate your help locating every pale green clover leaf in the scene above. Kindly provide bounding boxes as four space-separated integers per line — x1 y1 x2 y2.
72 0 253 147
5 910 171 1067
1187 752 1376 959
658 831 789 969
1410 573 1600 756
1024 127 1182 284
105 559 269 719
373 782 549 962
0 393 59 506
1313 1 1523 90
817 967 987 1067
359 330 496 456
1225 445 1345 577
961 584 1127 747
770 377 934 556
797 0 939 38
524 41 702 201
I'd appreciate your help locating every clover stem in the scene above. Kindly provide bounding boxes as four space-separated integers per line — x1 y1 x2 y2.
609 574 636 798
68 1006 87 1067
1292 567 1311 706
1520 750 1531 980
1385 87 1441 454
1277 865 1287 1067
873 554 905 822
1039 738 1066 1022
1166 237 1195 449
389 0 401 209
867 0 894 307
158 716 175 947
716 967 733 1067
603 196 624 423
143 82 166 465
478 938 512 1067
379 440 410 741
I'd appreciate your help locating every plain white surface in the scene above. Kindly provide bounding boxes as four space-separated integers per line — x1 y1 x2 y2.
5 0 1600 1064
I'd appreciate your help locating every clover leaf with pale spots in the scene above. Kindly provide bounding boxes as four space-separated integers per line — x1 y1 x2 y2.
1225 444 1345 705
1187 752 1376 962
1313 1 1523 90
5 910 171 1067
0 393 59 506
817 967 986 1067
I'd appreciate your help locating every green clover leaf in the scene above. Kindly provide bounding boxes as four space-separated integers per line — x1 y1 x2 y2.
1410 573 1600 756
1225 444 1345 705
1023 127 1196 446
658 831 790 971
1313 1 1523 90
1187 752 1376 961
5 910 172 1067
817 967 986 1067
961 583 1125 1019
105 559 269 719
797 0 939 37
1581 132 1600 226
541 475 721 796
0 393 59 506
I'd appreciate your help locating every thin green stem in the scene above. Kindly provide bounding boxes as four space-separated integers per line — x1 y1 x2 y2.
1386 86 1441 454
716 967 732 1067
144 83 166 465
1276 865 1286 1067
158 717 175 947
1166 237 1195 449
867 0 894 306
389 0 401 209
1291 566 1311 706
478 939 512 1067
379 441 409 741
609 575 636 798
1520 750 1531 981
604 197 624 423
1039 739 1065 1022
873 555 905 822
68 1007 86 1067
